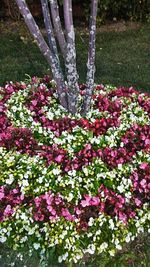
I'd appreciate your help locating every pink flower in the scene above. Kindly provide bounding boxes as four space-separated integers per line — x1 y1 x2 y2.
31 100 37 106
140 179 147 188
0 192 4 200
55 155 64 163
81 195 91 207
134 198 142 207
4 205 13 216
90 196 100 206
34 212 45 221
34 197 42 207
118 211 127 224
61 208 75 221
47 206 56 216
49 215 58 221
145 139 150 145
74 207 82 215
140 163 148 170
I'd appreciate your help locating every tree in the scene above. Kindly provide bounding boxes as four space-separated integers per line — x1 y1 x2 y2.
15 0 98 115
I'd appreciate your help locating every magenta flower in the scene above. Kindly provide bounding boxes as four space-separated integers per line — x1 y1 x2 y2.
4 205 13 217
81 195 91 207
0 192 4 200
61 208 75 221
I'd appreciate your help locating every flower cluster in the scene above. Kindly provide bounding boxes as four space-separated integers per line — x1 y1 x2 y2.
0 127 38 155
0 77 150 265
0 185 24 222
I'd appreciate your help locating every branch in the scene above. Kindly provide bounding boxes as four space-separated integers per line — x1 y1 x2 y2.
15 0 67 109
63 0 79 114
82 0 98 115
49 0 67 57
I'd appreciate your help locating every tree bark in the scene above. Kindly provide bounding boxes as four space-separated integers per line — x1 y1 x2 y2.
49 0 67 57
15 0 67 109
63 0 79 114
82 0 98 115
40 0 59 57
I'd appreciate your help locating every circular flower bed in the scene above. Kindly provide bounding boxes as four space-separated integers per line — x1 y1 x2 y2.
0 76 150 265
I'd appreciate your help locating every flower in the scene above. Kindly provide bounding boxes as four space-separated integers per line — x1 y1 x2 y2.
0 78 149 264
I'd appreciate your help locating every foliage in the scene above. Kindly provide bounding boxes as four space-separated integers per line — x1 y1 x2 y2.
2 0 150 23
83 0 150 23
0 76 150 266
102 0 150 22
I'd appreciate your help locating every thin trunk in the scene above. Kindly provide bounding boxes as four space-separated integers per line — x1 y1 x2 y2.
15 0 67 109
63 0 79 114
40 0 59 57
82 0 98 115
49 0 67 57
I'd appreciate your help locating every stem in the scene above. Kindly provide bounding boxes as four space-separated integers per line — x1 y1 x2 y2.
49 0 67 57
82 0 98 115
63 0 79 114
40 0 59 57
15 0 68 109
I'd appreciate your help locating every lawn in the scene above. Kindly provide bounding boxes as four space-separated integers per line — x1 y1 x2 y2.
0 21 150 92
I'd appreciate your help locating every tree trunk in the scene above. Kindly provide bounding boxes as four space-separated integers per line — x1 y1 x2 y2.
49 0 67 57
15 0 98 115
63 0 79 114
82 0 98 115
15 0 68 109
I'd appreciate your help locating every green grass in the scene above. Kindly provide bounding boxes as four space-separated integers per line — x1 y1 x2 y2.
1 22 150 93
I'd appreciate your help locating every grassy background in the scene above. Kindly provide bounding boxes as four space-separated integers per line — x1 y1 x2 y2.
0 22 150 93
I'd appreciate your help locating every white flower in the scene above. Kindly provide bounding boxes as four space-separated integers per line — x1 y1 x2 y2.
6 174 14 185
137 227 144 233
82 167 89 176
87 244 95 254
68 170 76 177
20 213 29 221
58 256 63 263
118 164 123 170
88 217 94 226
28 228 35 235
33 243 40 250
116 244 122 250
117 184 124 193
47 111 54 120
109 219 115 230
109 250 115 256
12 106 17 112
38 127 43 134
38 177 43 184
22 179 29 187
67 192 74 201
100 242 108 250
52 168 61 175
0 236 7 243
125 235 131 243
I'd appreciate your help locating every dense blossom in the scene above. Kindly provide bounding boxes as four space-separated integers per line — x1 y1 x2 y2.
0 77 150 265
0 185 24 222
0 127 38 155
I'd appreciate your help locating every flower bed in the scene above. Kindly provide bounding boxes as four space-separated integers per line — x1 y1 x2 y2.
0 76 150 265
